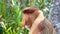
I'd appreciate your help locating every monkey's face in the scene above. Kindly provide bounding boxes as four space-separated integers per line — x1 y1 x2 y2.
22 11 35 28
22 14 31 28
22 7 38 28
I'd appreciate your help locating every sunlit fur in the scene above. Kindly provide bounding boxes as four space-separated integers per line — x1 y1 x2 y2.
22 7 56 34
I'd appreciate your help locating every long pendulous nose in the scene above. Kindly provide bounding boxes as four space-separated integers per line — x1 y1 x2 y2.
22 14 29 26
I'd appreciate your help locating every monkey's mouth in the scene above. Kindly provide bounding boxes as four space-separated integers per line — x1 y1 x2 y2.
25 25 30 30
25 22 32 29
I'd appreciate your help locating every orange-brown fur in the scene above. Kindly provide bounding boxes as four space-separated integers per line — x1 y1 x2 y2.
22 7 56 34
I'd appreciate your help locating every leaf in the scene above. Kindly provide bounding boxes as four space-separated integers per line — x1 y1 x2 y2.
6 27 12 32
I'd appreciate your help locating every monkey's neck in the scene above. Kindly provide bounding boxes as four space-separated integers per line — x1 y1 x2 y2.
31 10 45 28
35 10 45 21
38 10 44 19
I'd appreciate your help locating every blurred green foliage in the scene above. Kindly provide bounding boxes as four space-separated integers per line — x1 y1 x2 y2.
0 0 51 34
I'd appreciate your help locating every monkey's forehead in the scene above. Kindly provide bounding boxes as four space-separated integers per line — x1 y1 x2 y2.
23 7 31 10
22 7 38 13
23 7 37 10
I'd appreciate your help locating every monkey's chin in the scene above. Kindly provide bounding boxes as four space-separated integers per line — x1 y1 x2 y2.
25 25 30 31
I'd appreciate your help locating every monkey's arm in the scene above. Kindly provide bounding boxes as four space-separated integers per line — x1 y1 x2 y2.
45 19 56 34
29 23 45 34
29 23 40 34
29 21 45 34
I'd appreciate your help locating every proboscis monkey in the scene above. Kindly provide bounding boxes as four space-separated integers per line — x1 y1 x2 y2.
22 7 56 34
